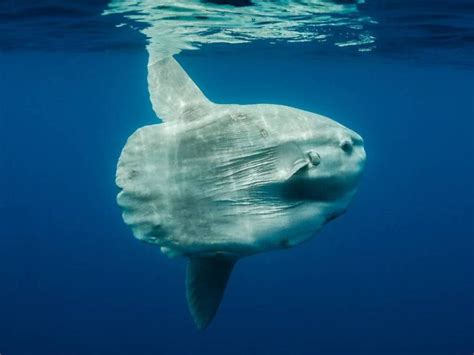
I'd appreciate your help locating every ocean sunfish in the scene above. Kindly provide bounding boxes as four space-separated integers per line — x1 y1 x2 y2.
116 57 366 329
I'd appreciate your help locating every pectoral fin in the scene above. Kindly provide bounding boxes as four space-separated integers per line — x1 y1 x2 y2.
275 142 310 180
186 256 237 329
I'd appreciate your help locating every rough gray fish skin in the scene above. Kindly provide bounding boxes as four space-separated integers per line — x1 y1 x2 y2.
116 57 366 329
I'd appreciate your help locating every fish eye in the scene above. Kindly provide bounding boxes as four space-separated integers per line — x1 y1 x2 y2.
307 151 321 166
340 139 353 153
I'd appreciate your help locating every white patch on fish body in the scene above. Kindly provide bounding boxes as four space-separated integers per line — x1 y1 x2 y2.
115 57 366 329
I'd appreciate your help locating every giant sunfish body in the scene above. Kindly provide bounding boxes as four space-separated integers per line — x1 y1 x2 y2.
116 57 366 329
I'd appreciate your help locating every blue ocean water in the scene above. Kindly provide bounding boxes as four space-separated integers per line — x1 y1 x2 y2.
0 1 473 354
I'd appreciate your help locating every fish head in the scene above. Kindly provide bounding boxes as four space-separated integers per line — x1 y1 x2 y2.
267 107 366 221
294 117 366 199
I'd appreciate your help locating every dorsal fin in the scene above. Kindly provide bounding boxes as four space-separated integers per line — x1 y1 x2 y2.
147 57 214 122
186 256 237 329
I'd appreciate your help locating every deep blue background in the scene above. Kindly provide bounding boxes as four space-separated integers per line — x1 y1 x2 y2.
0 42 473 354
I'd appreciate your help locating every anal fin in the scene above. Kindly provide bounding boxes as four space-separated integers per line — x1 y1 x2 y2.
186 256 237 329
